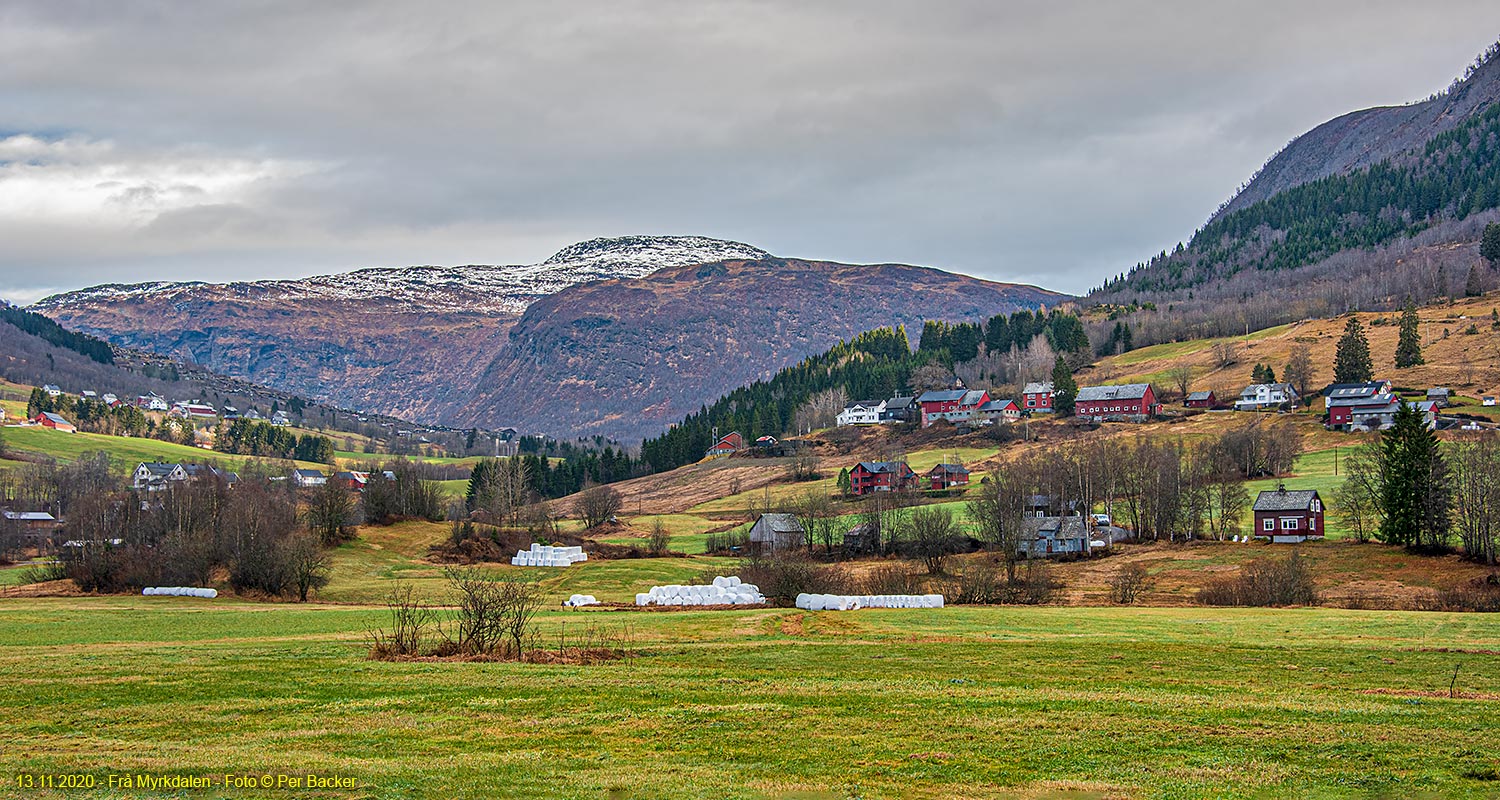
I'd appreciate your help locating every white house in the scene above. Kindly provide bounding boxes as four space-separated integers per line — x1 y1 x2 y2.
1234 383 1298 411
293 469 327 488
836 400 886 426
133 462 190 491
42 384 62 397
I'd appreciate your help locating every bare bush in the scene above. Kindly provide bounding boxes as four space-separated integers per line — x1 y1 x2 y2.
444 567 543 658
860 564 925 596
648 518 671 556
951 560 1057 605
1109 562 1154 604
1197 552 1318 607
367 582 436 659
735 552 853 606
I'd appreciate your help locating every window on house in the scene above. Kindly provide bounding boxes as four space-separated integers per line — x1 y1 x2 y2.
1263 519 1274 531
1281 518 1299 530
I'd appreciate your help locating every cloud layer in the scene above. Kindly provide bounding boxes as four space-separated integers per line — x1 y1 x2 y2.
2 1 1498 303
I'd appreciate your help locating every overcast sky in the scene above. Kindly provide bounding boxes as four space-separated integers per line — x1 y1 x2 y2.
2 2 1498 304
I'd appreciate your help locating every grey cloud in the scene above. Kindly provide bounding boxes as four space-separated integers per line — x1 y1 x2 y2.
1 0 1499 304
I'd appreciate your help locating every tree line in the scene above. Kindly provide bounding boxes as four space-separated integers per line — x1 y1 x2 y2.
1 304 114 365
214 419 335 464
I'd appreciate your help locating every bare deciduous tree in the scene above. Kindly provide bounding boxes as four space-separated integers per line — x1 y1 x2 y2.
575 484 623 529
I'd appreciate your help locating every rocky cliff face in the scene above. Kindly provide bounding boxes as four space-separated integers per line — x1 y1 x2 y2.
36 237 1065 440
457 258 1066 441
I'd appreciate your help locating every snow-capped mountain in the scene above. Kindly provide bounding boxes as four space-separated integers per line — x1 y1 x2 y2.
35 235 772 314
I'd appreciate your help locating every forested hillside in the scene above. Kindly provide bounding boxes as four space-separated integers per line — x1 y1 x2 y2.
639 308 1090 473
1090 40 1500 348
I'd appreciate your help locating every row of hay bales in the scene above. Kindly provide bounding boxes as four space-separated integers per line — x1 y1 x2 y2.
636 575 765 606
142 587 218 598
795 593 943 610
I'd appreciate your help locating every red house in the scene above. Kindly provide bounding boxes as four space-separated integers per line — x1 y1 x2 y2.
1184 390 1217 408
1022 381 1054 413
849 461 917 495
33 412 77 433
916 388 989 427
1324 381 1394 429
705 432 744 458
1252 486 1324 542
1074 383 1159 419
926 463 971 491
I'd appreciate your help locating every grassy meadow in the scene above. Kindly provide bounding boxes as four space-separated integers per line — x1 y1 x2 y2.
0 596 1497 799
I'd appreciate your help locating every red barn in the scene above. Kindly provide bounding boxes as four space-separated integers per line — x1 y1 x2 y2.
1252 486 1324 542
1074 384 1159 420
1324 382 1394 429
849 461 917 495
705 432 744 458
1022 381 1054 413
916 389 989 426
33 412 77 433
926 463 971 491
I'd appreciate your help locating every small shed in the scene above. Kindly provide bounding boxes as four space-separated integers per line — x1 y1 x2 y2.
1426 387 1451 407
749 513 805 551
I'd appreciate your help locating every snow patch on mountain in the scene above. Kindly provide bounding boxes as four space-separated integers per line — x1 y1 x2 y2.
34 235 773 314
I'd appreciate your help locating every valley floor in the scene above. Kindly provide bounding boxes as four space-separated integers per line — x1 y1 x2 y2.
1 597 1498 799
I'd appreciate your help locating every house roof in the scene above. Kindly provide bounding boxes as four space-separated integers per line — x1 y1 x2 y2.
1024 516 1088 538
929 463 970 475
138 462 180 476
855 461 909 474
916 389 969 403
1239 383 1294 396
1186 390 1214 401
1324 382 1388 399
1253 488 1320 512
1427 388 1451 397
1076 383 1151 402
294 469 326 479
1022 382 1054 395
977 399 1018 412
2 510 56 522
884 396 916 409
755 513 805 533
843 400 881 410
38 412 72 425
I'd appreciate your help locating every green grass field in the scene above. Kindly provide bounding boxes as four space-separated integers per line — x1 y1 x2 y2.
1 425 328 472
0 597 1496 799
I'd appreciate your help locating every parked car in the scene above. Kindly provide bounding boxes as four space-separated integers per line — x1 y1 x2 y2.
1091 513 1112 526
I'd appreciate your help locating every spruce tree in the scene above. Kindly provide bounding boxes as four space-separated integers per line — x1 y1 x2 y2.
1482 222 1500 265
1333 317 1373 384
1051 355 1078 416
1464 264 1484 297
1393 298 1424 368
1377 402 1450 549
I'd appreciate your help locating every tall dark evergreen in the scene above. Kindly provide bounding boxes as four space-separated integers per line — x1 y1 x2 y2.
1051 356 1078 417
1482 222 1500 265
1333 317 1373 384
1393 298 1424 368
1377 402 1451 549
1464 264 1485 297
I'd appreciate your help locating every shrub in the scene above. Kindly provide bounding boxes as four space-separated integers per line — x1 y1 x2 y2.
1109 562 1154 604
443 567 543 657
367 583 437 659
952 560 1058 605
1419 578 1500 612
1197 552 1318 607
734 553 853 606
860 564 925 596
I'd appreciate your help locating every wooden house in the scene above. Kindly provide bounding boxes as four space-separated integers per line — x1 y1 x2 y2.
748 513 805 551
849 461 917 495
1252 486 1324 543
1074 384 1159 420
926 463 971 491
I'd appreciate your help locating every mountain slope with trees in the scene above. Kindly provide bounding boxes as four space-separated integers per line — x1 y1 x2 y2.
1090 41 1500 347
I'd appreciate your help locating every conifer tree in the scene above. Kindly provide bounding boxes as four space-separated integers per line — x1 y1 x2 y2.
1377 402 1450 549
1393 298 1424 368
1482 222 1500 265
1464 264 1484 297
1333 317 1373 384
1051 355 1078 417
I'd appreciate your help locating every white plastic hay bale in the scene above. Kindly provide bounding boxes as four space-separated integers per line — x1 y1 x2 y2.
795 593 811 609
739 583 759 595
712 576 729 588
727 576 742 587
